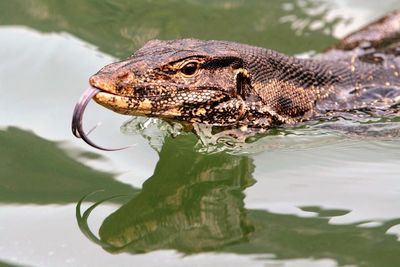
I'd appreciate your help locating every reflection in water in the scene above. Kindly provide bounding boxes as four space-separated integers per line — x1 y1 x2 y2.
101 137 255 253
81 134 256 253
78 134 400 266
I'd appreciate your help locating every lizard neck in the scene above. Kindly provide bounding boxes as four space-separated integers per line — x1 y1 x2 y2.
245 48 346 88
238 47 349 118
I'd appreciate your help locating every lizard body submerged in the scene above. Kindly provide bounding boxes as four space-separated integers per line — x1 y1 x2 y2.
73 11 400 149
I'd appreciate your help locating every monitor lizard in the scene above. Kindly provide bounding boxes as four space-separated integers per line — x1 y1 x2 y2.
72 11 400 150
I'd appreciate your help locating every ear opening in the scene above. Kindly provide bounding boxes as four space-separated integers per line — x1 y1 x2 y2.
235 68 252 99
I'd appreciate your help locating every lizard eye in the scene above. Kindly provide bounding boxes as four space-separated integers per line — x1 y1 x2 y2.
180 62 198 76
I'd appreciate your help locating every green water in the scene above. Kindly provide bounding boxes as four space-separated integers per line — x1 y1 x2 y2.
1 1 400 266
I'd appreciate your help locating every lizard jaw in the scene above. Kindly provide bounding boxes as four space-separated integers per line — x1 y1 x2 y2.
93 91 159 116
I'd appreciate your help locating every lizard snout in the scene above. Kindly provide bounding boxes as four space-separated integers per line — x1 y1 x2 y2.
89 68 136 95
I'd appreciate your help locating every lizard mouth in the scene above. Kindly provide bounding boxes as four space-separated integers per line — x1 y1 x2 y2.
93 90 157 116
91 83 237 119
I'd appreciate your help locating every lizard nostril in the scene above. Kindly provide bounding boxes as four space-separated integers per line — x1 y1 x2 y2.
116 71 130 79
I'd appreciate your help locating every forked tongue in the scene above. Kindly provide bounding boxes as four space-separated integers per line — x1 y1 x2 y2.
71 86 131 151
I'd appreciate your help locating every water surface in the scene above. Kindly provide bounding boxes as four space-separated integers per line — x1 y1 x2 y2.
1 1 400 267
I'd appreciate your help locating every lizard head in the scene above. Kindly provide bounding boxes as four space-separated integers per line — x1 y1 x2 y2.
90 39 265 126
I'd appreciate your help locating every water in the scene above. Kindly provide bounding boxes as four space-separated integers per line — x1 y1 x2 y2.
1 1 400 266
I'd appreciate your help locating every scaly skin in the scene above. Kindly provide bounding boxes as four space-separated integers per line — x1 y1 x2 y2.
90 11 400 129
